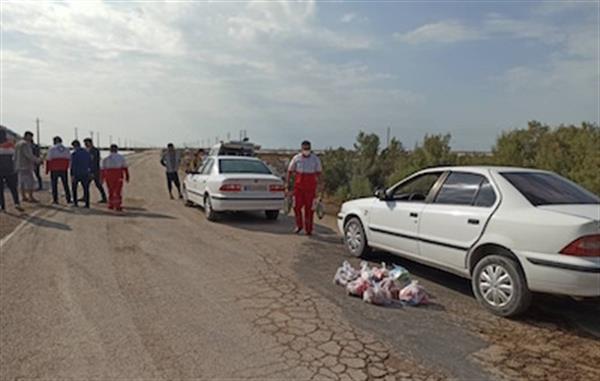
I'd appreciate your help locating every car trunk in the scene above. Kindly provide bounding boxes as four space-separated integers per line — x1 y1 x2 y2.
219 174 284 198
537 204 600 222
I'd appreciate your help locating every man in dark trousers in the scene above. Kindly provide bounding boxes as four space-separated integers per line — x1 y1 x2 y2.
160 143 183 199
46 136 72 205
70 140 92 208
32 141 43 190
0 128 24 212
83 138 107 203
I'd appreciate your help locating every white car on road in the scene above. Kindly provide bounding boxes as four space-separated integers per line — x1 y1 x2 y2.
183 156 285 221
338 166 600 316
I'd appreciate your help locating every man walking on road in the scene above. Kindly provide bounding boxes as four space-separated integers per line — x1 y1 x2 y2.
83 138 108 203
46 136 72 205
160 143 183 199
0 129 23 212
287 140 322 236
101 144 129 211
70 140 92 208
14 131 40 203
32 141 43 191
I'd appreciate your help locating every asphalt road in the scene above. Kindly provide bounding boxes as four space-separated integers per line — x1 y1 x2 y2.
1 151 599 381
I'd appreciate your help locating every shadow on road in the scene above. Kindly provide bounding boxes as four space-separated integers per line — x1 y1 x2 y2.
3 210 72 232
38 204 176 220
220 212 337 236
26 215 72 231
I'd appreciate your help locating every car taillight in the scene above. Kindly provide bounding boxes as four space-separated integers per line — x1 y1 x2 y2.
269 184 285 192
560 234 600 257
220 184 242 192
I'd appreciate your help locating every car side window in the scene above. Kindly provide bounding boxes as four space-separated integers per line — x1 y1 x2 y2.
201 159 214 175
390 173 442 202
473 179 497 207
435 172 496 207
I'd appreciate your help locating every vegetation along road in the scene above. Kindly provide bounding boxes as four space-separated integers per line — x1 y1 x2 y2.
1 151 599 381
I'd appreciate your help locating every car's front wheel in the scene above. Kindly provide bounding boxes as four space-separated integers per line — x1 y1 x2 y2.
472 254 531 317
265 210 279 220
343 217 371 258
204 194 217 222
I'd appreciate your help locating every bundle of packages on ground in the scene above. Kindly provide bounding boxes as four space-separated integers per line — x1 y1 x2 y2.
333 261 429 306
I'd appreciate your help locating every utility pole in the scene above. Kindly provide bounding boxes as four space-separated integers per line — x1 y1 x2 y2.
36 118 40 145
90 130 94 140
386 126 391 148
74 127 78 140
109 135 113 145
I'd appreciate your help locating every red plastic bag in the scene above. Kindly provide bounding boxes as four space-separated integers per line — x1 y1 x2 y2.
346 278 371 297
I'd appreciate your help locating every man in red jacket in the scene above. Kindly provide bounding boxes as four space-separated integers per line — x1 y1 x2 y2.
286 140 322 236
101 144 129 211
46 136 72 205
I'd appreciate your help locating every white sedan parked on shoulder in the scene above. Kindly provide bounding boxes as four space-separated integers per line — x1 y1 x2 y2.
183 156 285 221
338 166 600 317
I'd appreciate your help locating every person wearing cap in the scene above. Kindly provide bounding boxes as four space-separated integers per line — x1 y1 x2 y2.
101 144 129 211
160 143 183 199
70 140 92 208
286 140 322 236
14 131 40 203
46 136 72 205
83 138 108 203
0 128 23 212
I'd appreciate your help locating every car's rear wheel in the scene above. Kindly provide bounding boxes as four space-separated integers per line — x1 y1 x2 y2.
265 210 279 220
343 217 371 258
472 254 531 317
204 194 217 222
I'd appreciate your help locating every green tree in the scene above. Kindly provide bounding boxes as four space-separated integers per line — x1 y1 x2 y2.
493 120 549 167
388 133 456 184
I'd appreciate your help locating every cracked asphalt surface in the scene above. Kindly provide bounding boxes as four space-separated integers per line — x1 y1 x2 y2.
1 151 599 380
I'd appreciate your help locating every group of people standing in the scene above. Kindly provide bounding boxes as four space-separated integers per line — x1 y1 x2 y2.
0 129 130 212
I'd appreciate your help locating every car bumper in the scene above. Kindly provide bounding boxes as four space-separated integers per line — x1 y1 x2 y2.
211 195 285 212
518 251 600 297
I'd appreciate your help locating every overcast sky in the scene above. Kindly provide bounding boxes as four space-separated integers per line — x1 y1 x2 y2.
1 0 598 149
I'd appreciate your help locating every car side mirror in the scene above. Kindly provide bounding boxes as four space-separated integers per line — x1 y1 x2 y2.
374 188 387 200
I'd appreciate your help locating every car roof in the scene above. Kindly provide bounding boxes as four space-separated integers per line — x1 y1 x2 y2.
210 155 261 161
419 165 551 175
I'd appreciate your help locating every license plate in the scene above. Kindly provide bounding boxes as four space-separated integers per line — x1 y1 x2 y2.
244 185 266 192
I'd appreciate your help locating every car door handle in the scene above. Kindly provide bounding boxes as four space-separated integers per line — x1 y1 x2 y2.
468 218 480 225
409 212 418 218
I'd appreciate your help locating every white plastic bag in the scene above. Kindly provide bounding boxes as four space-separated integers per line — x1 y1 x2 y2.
399 280 429 306
363 281 392 305
333 261 359 286
388 265 411 289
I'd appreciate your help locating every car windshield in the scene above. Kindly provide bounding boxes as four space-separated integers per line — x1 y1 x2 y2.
501 172 600 206
219 159 271 174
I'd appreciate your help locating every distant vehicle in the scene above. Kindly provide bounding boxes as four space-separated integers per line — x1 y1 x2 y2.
208 139 260 157
337 166 600 317
183 155 285 221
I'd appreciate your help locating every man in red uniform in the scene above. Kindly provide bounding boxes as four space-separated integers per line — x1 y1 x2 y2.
101 144 129 211
287 140 322 236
